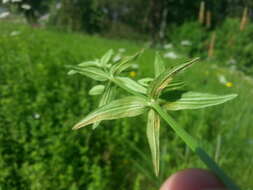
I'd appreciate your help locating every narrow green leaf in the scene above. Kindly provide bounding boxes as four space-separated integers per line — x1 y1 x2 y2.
148 58 199 99
114 77 147 94
101 49 114 66
67 66 109 81
92 84 116 129
78 60 100 67
73 96 148 130
154 52 165 77
163 80 185 92
138 78 153 87
89 85 105 96
111 49 144 74
164 92 237 111
147 109 160 176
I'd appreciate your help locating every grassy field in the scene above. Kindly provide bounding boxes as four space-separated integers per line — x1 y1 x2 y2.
0 22 253 190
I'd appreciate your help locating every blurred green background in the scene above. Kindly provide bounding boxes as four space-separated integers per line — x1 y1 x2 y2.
0 0 253 190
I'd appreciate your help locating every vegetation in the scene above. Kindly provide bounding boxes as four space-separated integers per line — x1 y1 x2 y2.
0 22 253 190
67 47 240 189
167 18 253 75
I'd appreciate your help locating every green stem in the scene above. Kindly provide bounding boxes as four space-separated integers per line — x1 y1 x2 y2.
152 103 240 190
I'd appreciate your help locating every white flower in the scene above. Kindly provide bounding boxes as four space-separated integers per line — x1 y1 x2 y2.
102 8 109 14
21 4 31 10
113 54 121 62
39 14 50 21
247 139 253 145
118 48 126 53
181 40 192 46
227 58 237 65
218 75 227 84
229 65 237 71
164 43 173 49
56 2 62 9
0 12 10 18
33 113 41 120
163 52 179 59
131 64 139 69
10 31 20 36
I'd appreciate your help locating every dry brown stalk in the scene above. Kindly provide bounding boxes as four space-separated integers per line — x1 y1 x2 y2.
198 1 205 24
240 7 248 31
208 32 216 58
206 10 211 28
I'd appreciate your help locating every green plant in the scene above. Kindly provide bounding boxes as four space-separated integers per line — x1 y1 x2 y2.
68 50 240 189
215 18 253 75
168 22 207 56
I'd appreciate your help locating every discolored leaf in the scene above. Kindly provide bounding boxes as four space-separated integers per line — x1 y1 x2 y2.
67 66 109 81
146 109 160 176
101 49 114 66
111 49 144 74
89 85 105 96
148 58 199 99
163 80 185 92
114 77 147 94
164 91 237 111
154 52 165 77
73 96 148 130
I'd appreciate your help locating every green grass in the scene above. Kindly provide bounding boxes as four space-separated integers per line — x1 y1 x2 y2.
0 21 253 190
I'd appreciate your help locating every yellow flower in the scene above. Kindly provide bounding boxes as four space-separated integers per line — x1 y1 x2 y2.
129 71 137 78
225 82 233 88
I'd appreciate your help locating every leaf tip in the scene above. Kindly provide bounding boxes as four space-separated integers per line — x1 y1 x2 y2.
193 57 200 62
229 93 238 99
92 123 99 130
154 168 159 177
72 126 79 130
72 123 83 130
67 70 77 75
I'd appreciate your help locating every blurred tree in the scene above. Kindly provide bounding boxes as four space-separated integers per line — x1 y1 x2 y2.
55 0 103 33
146 0 165 43
2 0 51 24
3 0 253 39
22 0 49 24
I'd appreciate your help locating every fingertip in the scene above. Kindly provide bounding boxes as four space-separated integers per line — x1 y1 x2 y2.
160 168 226 190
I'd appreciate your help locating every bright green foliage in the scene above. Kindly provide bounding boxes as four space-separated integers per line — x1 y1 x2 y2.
164 92 237 111
68 65 109 81
89 85 105 95
154 53 165 77
70 51 237 181
215 18 253 75
68 49 144 129
1 23 253 190
168 19 253 75
146 109 160 176
168 22 207 55
114 77 147 94
73 96 148 130
148 58 199 99
111 49 144 75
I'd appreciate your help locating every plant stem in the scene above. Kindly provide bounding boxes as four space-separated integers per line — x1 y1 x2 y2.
152 103 240 190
